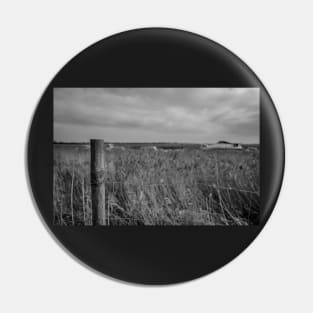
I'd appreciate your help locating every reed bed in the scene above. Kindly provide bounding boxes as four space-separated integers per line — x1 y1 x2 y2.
53 144 260 226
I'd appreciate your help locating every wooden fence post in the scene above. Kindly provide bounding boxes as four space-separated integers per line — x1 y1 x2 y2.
90 139 106 225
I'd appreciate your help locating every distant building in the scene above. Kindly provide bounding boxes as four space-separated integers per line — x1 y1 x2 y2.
201 142 242 150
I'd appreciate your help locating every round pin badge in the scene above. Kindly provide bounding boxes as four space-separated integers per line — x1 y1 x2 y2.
27 28 284 284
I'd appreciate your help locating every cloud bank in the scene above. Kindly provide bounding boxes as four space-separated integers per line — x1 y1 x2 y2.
54 88 259 143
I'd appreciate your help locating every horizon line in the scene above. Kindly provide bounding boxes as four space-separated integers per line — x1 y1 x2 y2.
53 140 260 145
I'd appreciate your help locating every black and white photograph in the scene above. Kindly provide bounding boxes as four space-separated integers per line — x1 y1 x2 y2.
4 1 311 310
54 88 260 226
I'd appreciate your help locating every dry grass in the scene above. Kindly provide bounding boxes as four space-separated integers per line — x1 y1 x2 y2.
53 144 260 226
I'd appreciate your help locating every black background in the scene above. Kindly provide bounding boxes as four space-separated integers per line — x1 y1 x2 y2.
27 28 284 284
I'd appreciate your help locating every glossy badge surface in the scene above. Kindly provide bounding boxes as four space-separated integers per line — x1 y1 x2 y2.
27 28 285 284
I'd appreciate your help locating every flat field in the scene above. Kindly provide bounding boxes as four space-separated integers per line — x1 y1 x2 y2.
53 143 260 226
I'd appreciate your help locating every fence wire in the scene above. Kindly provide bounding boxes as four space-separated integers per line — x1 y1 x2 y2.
107 180 260 195
103 180 260 225
54 177 260 226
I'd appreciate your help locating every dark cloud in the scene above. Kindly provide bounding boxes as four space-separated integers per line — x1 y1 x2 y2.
54 88 259 143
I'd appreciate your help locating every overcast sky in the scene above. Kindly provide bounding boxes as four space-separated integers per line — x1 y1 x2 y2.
54 88 259 143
